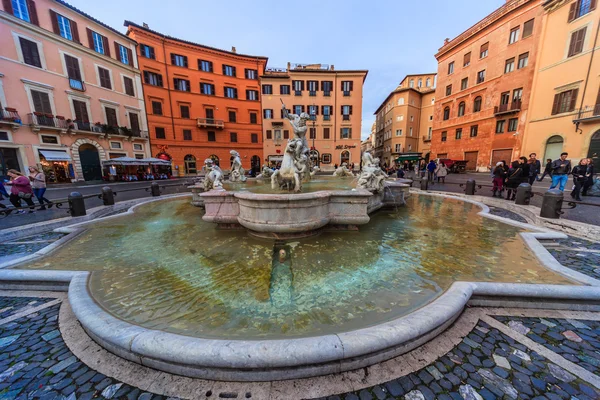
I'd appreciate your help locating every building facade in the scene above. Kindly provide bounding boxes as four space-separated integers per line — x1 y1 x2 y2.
0 0 149 182
260 63 367 172
431 0 542 171
522 0 599 169
125 22 268 176
373 74 436 166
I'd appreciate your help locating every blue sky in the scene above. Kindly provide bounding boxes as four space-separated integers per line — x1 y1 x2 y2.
70 0 505 140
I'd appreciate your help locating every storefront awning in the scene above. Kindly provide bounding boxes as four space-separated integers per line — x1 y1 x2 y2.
39 150 72 161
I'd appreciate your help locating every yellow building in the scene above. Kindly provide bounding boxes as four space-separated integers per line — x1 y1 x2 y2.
523 0 599 169
373 74 436 166
260 63 367 171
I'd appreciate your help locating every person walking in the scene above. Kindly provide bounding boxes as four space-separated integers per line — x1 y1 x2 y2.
582 158 595 196
570 159 588 201
519 156 530 185
505 161 523 200
5 169 35 213
528 153 541 185
549 152 571 191
537 158 553 182
426 160 437 183
435 162 448 183
492 162 506 197
28 166 52 210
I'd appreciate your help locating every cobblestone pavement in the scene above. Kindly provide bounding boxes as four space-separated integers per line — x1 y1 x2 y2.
544 237 600 281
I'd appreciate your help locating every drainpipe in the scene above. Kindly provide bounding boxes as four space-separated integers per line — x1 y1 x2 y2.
575 18 600 133
161 36 176 140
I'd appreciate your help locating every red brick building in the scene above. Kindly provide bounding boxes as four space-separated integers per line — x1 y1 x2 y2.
431 0 543 171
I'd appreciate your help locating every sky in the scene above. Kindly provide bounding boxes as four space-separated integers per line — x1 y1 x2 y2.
69 0 505 140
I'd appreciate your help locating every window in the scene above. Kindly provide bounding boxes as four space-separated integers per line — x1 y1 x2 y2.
496 120 506 133
251 133 258 143
293 105 303 115
441 131 447 142
280 85 290 95
105 107 118 127
518 53 529 69
523 19 534 38
418 79 423 88
123 77 134 96
322 81 333 96
230 132 238 142
477 70 486 84
292 80 304 95
552 89 579 115
395 144 401 153
443 107 450 120
428 127 432 139
174 78 190 92
409 80 414 88
56 14 72 40
500 92 510 105
397 115 404 121
322 153 332 163
223 65 236 76
323 128 330 139
409 127 413 136
473 96 482 112
480 42 489 59
41 135 58 144
308 80 318 96
568 27 587 57
264 109 273 119
140 44 155 59
228 111 236 123
341 128 351 139
246 90 258 101
143 71 162 86
458 102 466 117
309 127 316 139
207 131 216 141
509 27 520 44
98 67 111 89
463 52 471 67
245 69 258 79
11 0 31 22
398 97 405 105
308 105 318 117
205 109 214 121
110 141 122 149
117 44 129 65
342 105 352 120
512 89 523 104
470 125 478 137
129 112 140 133
342 81 353 96
410 115 414 122
262 85 273 95
283 130 289 139
199 60 213 72
250 113 257 124
266 130 272 139
446 85 452 96
455 129 462 139
72 99 88 123
224 87 237 98
183 129 192 141
92 31 105 54
322 105 331 120
461 78 468 90
200 83 215 95
448 62 455 75
505 58 515 73
569 0 595 21
508 118 518 132
396 129 402 136
19 37 41 68
133 143 143 151
180 105 190 119
152 101 162 115
155 127 166 139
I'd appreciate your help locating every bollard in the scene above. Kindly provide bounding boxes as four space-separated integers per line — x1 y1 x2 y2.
465 179 476 195
540 189 563 219
151 181 160 197
101 186 115 206
420 179 428 191
68 192 86 217
515 183 533 205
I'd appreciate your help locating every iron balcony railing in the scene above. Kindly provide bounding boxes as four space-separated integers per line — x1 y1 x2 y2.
323 115 331 121
573 104 600 122
69 78 85 91
1 109 21 123
28 113 69 129
494 100 522 115
197 118 224 129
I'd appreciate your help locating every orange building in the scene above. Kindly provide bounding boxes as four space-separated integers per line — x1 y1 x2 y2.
431 0 543 171
125 21 268 175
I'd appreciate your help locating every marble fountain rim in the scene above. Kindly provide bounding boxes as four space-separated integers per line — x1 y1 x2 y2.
1 192 600 381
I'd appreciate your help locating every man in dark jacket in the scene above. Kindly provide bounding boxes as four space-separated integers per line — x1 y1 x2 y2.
582 158 595 196
537 158 553 182
549 152 571 191
519 156 530 184
571 159 588 201
528 153 541 185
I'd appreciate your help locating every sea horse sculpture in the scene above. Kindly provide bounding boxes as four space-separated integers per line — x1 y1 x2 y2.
202 158 223 190
357 150 387 193
333 163 354 177
229 150 246 182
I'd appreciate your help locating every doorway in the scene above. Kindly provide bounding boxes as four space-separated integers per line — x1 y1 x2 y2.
544 135 564 163
491 149 513 167
464 151 479 171
587 130 600 171
250 155 261 172
184 155 197 175
78 144 102 181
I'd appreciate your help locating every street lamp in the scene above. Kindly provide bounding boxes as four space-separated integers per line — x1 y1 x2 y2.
310 103 316 167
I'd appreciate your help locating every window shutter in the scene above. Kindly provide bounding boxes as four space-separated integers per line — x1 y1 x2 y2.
348 128 352 138
551 94 560 115
349 81 354 91
321 105 324 114
31 91 43 113
103 36 110 57
349 105 353 115
49 10 59 34
171 54 176 65
222 65 226 74
27 0 39 25
86 28 93 49
126 48 133 65
184 56 188 68
568 2 577 22
232 66 237 76
209 61 213 72
340 128 343 138
2 0 13 14
71 20 80 43
569 89 579 111
157 74 163 87
234 88 238 98
143 71 148 83
114 42 120 60
341 105 344 114
591 0 597 11
149 47 155 59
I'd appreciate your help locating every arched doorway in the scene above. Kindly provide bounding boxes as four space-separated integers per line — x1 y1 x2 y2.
208 154 219 166
184 155 197 175
250 155 260 172
309 150 320 167
78 144 101 181
341 151 350 165
588 130 600 171
544 135 564 162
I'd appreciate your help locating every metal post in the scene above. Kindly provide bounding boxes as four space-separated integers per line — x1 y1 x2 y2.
420 179 428 191
151 181 160 197
465 179 476 195
68 192 86 217
101 186 115 206
515 183 533 205
540 189 564 219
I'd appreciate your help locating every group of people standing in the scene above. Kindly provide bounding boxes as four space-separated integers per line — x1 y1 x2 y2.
0 167 52 214
491 153 541 200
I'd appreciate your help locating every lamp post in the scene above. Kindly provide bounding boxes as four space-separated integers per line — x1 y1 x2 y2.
311 103 316 167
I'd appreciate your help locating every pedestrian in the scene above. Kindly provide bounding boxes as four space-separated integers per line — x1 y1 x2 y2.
435 162 448 183
426 160 437 183
570 159 588 201
549 152 571 192
5 169 35 213
396 168 405 178
419 161 427 179
519 156 530 184
492 162 506 197
505 161 523 200
527 153 541 185
582 158 595 196
537 158 553 182
28 166 52 210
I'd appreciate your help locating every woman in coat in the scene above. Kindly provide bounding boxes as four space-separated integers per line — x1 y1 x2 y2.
435 162 448 183
505 161 523 201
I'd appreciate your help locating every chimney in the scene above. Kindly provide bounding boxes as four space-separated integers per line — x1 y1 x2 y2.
231 46 237 53
287 62 291 70
143 23 149 29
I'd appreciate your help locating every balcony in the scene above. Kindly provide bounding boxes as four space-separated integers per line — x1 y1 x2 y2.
197 118 224 129
423 136 431 143
0 108 22 131
29 113 69 131
342 115 350 121
573 105 600 123
309 91 316 97
294 91 302 96
494 100 521 116
323 91 331 97
323 115 331 121
69 78 86 92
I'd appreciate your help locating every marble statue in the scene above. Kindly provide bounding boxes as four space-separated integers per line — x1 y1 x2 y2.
333 163 354 177
357 151 388 193
310 166 320 176
202 158 223 190
259 164 274 179
229 150 246 182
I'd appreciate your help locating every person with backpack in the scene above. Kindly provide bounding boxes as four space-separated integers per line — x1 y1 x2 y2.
492 162 506 197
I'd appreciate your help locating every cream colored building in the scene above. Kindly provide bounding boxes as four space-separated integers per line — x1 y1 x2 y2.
523 0 599 168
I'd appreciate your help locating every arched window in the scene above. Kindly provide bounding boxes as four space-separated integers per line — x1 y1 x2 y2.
544 135 564 163
409 79 414 88
473 96 482 112
341 151 350 165
443 107 450 121
398 97 405 105
184 154 197 175
426 78 431 87
458 102 466 117
209 154 219 166
418 79 423 87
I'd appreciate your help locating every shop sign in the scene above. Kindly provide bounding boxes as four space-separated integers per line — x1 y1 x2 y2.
335 145 357 150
